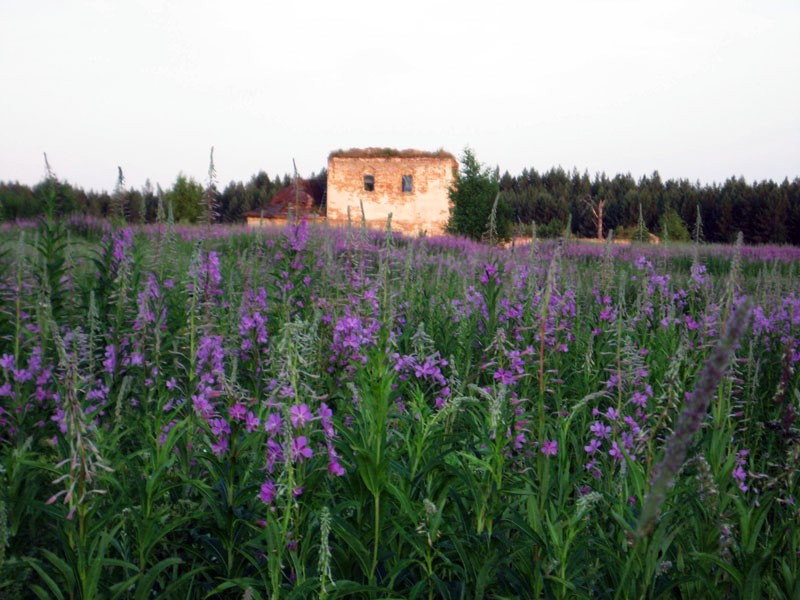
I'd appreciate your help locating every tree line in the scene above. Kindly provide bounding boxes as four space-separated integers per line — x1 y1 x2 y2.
2 162 799 245
500 167 800 245
0 169 307 225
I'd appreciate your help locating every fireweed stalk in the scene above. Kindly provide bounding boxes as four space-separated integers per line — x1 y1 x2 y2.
534 243 563 505
637 300 752 537
187 246 223 384
259 316 344 594
46 322 112 561
582 331 655 483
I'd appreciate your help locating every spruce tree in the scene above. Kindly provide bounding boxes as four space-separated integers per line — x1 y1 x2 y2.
446 148 510 242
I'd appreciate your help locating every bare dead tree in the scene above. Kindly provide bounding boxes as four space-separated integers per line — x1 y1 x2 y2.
582 194 606 239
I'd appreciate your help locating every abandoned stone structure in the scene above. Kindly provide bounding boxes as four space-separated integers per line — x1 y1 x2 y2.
326 148 457 235
244 178 325 227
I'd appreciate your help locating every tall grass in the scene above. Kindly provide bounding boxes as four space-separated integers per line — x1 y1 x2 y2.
0 216 798 598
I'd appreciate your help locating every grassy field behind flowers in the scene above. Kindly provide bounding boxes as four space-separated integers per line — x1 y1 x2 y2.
0 211 798 599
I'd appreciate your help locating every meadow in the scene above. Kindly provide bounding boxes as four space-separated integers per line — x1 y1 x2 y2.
0 209 798 599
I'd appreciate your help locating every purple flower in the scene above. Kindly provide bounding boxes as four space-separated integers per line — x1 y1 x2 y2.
228 403 246 422
330 312 380 372
584 439 602 454
190 250 222 297
329 460 345 476
211 436 228 456
110 228 133 266
264 413 282 435
103 345 117 373
414 356 441 379
733 449 750 492
0 354 14 370
621 432 635 450
690 263 707 287
265 438 284 472
585 459 601 479
134 273 160 331
13 368 31 384
732 466 747 487
51 406 68 434
239 287 269 353
209 418 230 437
590 421 611 439
291 436 313 462
751 305 772 335
286 218 309 252
624 415 642 435
479 263 499 286
245 411 260 432
599 306 615 322
609 440 624 461
196 335 225 376
328 445 345 476
540 440 558 457
259 480 277 505
631 391 649 409
493 368 518 386
192 393 215 418
290 403 313 429
318 402 334 437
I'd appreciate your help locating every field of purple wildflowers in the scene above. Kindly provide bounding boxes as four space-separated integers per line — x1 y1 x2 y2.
0 210 798 599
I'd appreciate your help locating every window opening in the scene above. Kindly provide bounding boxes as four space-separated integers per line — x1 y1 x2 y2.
364 175 375 191
402 175 413 193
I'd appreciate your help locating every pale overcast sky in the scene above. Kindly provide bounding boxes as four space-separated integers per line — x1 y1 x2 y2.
1 0 798 192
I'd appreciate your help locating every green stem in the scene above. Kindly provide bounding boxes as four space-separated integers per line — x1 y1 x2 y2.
426 547 434 600
226 439 236 578
370 491 380 587
188 289 197 385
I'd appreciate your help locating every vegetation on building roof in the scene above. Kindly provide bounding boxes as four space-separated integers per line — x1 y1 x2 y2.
328 148 456 161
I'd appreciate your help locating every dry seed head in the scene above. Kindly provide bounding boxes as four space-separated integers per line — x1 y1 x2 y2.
575 491 602 520
637 301 751 537
689 454 719 508
423 498 437 517
411 321 435 357
318 506 334 598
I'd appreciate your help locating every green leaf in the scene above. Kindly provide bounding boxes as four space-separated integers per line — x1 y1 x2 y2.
24 556 68 600
134 557 184 600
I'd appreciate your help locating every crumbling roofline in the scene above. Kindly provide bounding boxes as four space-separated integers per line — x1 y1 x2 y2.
329 148 456 162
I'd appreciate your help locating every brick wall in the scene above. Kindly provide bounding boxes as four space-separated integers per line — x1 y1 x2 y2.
327 152 457 235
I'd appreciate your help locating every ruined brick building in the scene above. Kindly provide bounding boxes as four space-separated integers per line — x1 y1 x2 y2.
326 148 457 235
